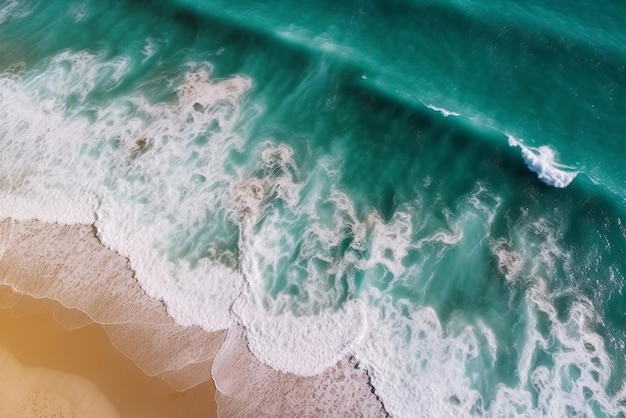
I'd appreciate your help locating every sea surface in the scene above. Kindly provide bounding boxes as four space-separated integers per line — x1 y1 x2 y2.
1 0 626 416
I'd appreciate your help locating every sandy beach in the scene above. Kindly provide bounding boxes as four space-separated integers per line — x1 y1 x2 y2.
0 289 218 418
0 217 386 417
0 218 222 417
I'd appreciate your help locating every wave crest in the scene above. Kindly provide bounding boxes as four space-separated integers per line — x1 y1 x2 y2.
508 136 578 188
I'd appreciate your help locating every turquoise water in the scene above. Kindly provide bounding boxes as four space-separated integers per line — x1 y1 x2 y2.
1 0 626 416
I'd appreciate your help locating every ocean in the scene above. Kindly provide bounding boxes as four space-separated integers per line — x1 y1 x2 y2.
1 0 625 416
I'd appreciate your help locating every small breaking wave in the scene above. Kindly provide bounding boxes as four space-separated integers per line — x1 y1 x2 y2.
424 103 460 118
508 136 578 188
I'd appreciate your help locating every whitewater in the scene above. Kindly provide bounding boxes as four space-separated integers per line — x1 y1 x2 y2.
1 0 626 416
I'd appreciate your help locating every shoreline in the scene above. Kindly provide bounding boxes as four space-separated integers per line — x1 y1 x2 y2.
0 217 222 417
0 218 225 390
0 217 387 417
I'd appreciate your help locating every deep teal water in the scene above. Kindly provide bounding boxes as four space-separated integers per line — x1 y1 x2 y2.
1 0 626 416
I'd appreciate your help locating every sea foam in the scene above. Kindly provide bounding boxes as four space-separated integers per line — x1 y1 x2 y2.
425 103 461 117
233 292 366 376
508 135 578 188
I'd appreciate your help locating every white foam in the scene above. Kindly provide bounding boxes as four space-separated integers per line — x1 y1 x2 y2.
416 226 463 247
412 186 500 254
354 278 626 417
228 142 302 224
508 135 577 188
491 283 625 416
228 164 370 376
212 326 386 417
30 50 130 101
467 183 502 229
177 68 251 111
491 239 524 280
0 75 97 223
425 103 460 117
355 299 485 418
141 38 159 62
357 211 414 277
228 148 363 313
89 69 253 332
258 143 301 207
233 292 366 376
485 213 626 416
226 175 509 417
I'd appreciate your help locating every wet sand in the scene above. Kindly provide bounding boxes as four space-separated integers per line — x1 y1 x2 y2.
0 298 218 418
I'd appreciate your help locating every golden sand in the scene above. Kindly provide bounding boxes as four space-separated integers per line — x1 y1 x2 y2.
0 342 119 418
0 298 218 418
